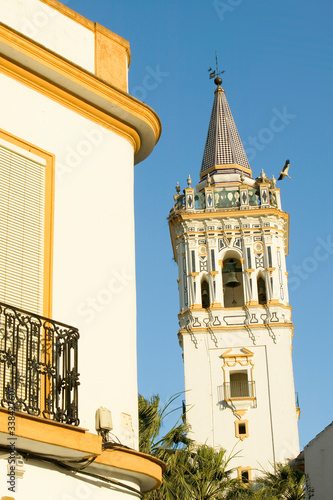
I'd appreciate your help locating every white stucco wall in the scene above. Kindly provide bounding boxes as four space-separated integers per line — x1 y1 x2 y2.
183 328 299 478
0 0 95 72
0 70 139 447
0 458 141 499
304 422 333 500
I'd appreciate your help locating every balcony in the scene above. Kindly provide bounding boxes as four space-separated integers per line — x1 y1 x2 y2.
174 189 260 211
0 301 79 425
224 381 256 400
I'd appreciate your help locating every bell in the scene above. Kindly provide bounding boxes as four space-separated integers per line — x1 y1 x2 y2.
224 261 241 288
224 270 241 288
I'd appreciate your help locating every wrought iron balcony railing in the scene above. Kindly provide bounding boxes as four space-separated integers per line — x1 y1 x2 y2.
224 381 256 399
0 301 79 425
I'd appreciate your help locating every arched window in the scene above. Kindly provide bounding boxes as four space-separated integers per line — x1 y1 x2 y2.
257 276 267 305
222 257 244 308
201 279 210 309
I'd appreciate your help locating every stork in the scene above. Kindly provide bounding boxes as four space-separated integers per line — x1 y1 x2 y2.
278 159 292 181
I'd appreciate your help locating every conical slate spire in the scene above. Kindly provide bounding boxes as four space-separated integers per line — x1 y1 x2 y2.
200 82 251 180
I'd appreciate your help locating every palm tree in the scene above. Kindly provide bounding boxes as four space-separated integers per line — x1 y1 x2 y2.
139 395 238 499
139 395 305 499
138 393 191 456
138 393 192 499
174 444 235 499
255 462 305 499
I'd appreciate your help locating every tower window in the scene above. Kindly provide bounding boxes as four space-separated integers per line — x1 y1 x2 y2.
201 279 210 309
191 250 196 272
267 246 272 267
241 470 250 483
257 276 267 305
211 249 215 271
246 247 252 268
230 371 249 397
238 423 246 435
235 420 249 440
238 467 252 484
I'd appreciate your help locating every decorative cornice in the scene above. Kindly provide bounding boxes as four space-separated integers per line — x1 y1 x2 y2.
0 23 161 163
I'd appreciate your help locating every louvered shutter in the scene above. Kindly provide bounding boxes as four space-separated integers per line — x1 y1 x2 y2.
0 144 45 315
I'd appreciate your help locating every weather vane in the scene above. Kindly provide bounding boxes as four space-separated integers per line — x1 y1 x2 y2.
208 51 225 83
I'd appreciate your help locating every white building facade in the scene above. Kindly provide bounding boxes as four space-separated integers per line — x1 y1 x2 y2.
293 422 333 499
169 77 300 481
0 0 163 498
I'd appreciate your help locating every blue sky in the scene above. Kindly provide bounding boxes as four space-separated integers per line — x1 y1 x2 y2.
69 0 333 450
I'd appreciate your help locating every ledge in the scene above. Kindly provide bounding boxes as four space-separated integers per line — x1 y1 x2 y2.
178 322 293 334
0 409 164 493
0 407 101 459
90 446 165 493
179 302 292 316
40 0 96 31
225 397 256 402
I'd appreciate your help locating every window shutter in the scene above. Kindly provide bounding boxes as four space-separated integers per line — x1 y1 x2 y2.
0 145 45 315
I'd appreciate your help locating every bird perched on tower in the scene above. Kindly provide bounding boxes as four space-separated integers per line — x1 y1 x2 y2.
278 160 292 180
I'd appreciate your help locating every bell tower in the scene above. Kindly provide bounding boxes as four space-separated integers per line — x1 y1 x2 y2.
169 77 300 481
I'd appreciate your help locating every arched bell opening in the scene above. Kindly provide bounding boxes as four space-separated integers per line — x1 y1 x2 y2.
222 255 245 308
201 277 210 309
257 274 267 305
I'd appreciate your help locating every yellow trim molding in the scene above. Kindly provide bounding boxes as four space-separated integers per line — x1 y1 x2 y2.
40 0 132 77
267 299 280 305
200 163 252 180
235 419 249 441
190 304 203 310
235 409 248 419
0 53 136 152
209 302 222 309
0 408 164 493
95 23 130 92
226 397 256 402
94 446 165 492
238 466 252 483
247 301 292 310
179 322 293 335
0 407 101 455
0 24 161 163
40 0 95 30
266 267 276 276
222 347 254 359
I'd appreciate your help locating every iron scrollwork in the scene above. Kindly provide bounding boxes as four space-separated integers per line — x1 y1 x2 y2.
0 302 80 425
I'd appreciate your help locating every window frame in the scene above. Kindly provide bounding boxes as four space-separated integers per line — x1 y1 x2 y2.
0 129 55 318
235 419 249 440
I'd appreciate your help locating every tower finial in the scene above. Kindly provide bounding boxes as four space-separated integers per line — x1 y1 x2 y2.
208 51 225 87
